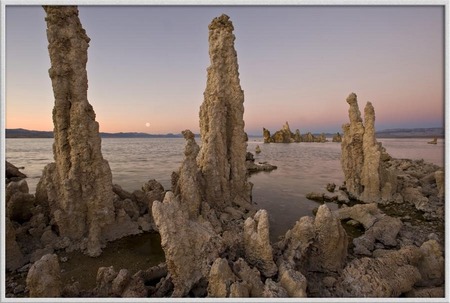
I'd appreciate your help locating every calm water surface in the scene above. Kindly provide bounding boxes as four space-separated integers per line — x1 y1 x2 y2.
5 137 444 240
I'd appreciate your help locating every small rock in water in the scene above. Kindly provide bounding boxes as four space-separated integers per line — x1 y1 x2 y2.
326 183 336 192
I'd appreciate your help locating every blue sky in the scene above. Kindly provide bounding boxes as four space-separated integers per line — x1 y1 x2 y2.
5 5 445 135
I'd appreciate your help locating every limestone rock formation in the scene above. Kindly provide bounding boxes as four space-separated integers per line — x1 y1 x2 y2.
37 6 115 256
336 246 422 297
5 218 26 271
245 152 277 174
434 170 444 198
172 129 202 219
332 132 342 142
333 203 383 229
263 128 272 143
293 129 302 142
341 93 396 203
416 240 444 287
232 258 265 297
263 123 328 143
271 122 294 143
243 209 277 277
152 192 225 296
207 258 237 297
5 161 26 183
26 254 61 297
197 14 251 211
6 180 35 223
278 205 347 273
278 261 307 297
309 205 348 272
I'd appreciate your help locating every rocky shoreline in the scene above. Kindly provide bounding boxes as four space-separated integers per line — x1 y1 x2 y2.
5 6 444 299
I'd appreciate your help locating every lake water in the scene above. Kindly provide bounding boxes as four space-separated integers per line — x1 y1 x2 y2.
5 137 445 240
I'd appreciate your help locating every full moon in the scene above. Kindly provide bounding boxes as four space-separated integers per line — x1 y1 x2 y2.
145 122 150 127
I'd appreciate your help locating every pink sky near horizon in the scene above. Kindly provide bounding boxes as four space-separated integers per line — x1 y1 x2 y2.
5 5 445 135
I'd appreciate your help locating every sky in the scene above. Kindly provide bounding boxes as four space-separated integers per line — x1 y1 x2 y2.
4 5 445 135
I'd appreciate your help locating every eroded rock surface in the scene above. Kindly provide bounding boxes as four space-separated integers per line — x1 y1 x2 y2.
152 192 225 296
198 14 251 211
37 6 115 256
336 246 422 297
243 210 277 277
26 254 61 297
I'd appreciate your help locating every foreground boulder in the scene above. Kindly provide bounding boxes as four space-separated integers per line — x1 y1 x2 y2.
336 246 422 296
5 161 26 183
26 254 61 297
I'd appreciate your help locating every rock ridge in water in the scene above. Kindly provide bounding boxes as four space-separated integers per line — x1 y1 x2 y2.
263 122 328 143
36 6 115 257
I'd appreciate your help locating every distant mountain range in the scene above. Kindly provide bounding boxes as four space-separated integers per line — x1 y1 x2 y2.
5 128 189 139
5 127 444 139
375 127 444 138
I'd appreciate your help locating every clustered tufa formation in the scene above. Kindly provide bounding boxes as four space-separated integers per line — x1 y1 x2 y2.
263 122 330 143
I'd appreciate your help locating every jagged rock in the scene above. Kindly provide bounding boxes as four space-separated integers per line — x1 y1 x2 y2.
172 130 202 219
232 258 264 297
405 287 444 297
229 282 250 297
353 215 402 255
333 203 383 229
246 159 277 174
111 269 131 296
121 271 148 297
5 161 26 182
303 132 314 142
359 102 382 202
342 93 380 202
243 209 277 277
113 198 140 221
95 266 118 297
197 14 251 211
277 216 315 267
434 170 444 198
272 122 294 143
152 192 225 296
332 132 342 142
278 205 347 273
26 254 61 297
207 258 237 297
5 218 26 271
293 129 302 142
38 6 115 257
278 261 307 297
141 180 165 214
336 246 422 297
6 180 35 223
326 183 336 192
309 205 348 272
263 279 288 297
255 145 261 154
263 128 272 143
416 240 444 287
112 184 134 201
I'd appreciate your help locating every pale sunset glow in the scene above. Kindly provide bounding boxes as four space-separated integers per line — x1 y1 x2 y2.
5 5 444 135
